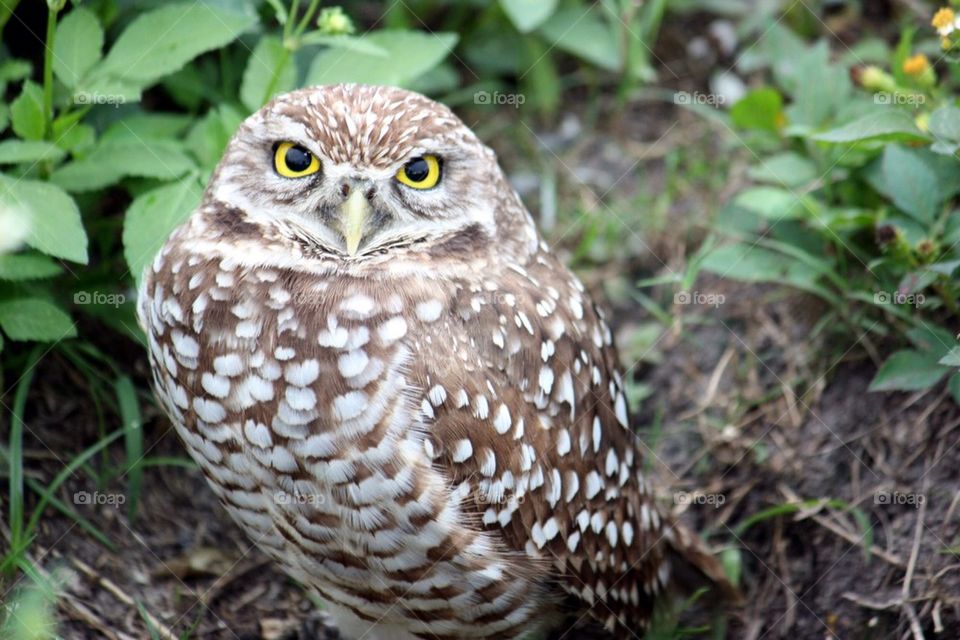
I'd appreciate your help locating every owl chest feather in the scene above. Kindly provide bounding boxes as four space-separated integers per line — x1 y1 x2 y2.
138 241 552 638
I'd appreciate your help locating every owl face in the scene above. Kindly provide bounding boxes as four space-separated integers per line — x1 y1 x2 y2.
208 84 505 260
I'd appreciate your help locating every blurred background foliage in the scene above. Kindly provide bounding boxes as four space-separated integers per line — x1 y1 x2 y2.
1 0 959 637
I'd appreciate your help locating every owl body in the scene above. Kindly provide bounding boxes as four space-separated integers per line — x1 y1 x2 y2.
138 84 729 639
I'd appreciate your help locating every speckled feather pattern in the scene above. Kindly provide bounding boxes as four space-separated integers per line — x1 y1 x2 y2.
137 84 725 639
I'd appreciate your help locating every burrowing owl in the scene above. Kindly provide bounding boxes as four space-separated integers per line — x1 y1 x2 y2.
138 84 731 638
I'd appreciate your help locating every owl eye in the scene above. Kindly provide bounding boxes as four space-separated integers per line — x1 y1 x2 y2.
274 142 320 178
396 155 441 189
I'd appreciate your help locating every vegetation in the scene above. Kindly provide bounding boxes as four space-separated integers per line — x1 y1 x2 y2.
0 0 958 637
687 15 960 398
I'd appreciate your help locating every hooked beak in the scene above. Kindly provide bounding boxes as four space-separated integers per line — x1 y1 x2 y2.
339 189 370 256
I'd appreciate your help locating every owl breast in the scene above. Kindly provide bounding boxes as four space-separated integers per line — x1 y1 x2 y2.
137 221 550 639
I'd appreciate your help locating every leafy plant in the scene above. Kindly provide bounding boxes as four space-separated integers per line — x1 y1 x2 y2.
682 12 960 398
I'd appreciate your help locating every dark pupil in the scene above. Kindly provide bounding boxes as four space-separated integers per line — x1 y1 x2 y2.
405 158 430 182
285 146 312 172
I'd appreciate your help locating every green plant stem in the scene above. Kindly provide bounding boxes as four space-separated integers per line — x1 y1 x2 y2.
284 0 300 41
43 6 57 137
7 346 43 574
262 47 293 106
294 0 321 38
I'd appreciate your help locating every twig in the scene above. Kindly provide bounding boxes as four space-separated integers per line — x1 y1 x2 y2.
69 556 178 640
841 592 903 610
932 599 943 634
901 474 929 640
779 485 905 567
199 558 273 607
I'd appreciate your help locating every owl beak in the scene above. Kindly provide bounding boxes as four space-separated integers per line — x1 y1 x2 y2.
339 188 370 256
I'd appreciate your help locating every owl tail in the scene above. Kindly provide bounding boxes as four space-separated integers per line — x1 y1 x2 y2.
665 520 742 605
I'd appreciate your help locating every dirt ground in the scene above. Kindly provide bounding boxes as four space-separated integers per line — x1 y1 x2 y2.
5 11 960 639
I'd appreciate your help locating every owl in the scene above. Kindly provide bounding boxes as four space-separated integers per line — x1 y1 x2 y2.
137 84 733 639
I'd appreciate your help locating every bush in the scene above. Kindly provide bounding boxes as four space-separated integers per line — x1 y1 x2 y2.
689 12 960 398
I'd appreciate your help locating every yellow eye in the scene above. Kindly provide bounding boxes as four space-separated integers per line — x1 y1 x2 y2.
396 155 441 189
274 142 320 178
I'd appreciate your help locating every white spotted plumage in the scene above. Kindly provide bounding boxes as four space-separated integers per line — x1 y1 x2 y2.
138 84 732 640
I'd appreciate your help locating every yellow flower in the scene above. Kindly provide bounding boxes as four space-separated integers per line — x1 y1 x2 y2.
932 7 957 36
903 54 930 76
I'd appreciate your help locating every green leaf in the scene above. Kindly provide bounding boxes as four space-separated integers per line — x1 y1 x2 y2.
240 36 295 112
747 153 818 188
185 105 246 172
879 145 941 224
869 349 948 392
307 30 458 87
53 7 103 88
812 110 929 144
0 298 76 342
0 175 87 263
700 243 822 293
101 114 193 142
940 347 960 368
730 88 783 132
72 78 142 106
734 187 820 220
10 81 45 141
123 175 202 281
95 3 255 88
0 59 31 83
0 140 65 164
929 106 960 143
51 139 196 192
929 106 960 155
538 7 620 71
0 254 62 281
906 324 955 358
786 41 850 127
54 123 95 153
298 33 389 56
500 0 558 32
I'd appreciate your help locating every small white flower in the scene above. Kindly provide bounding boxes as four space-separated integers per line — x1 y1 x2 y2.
0 204 30 254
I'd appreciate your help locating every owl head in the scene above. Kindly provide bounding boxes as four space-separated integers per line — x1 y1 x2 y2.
206 84 536 265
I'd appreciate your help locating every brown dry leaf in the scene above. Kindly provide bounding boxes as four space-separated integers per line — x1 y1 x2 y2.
157 546 236 579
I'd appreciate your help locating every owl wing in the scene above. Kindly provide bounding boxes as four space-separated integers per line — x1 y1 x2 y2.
417 248 668 632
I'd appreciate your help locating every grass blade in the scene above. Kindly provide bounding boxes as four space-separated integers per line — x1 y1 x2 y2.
114 375 143 520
